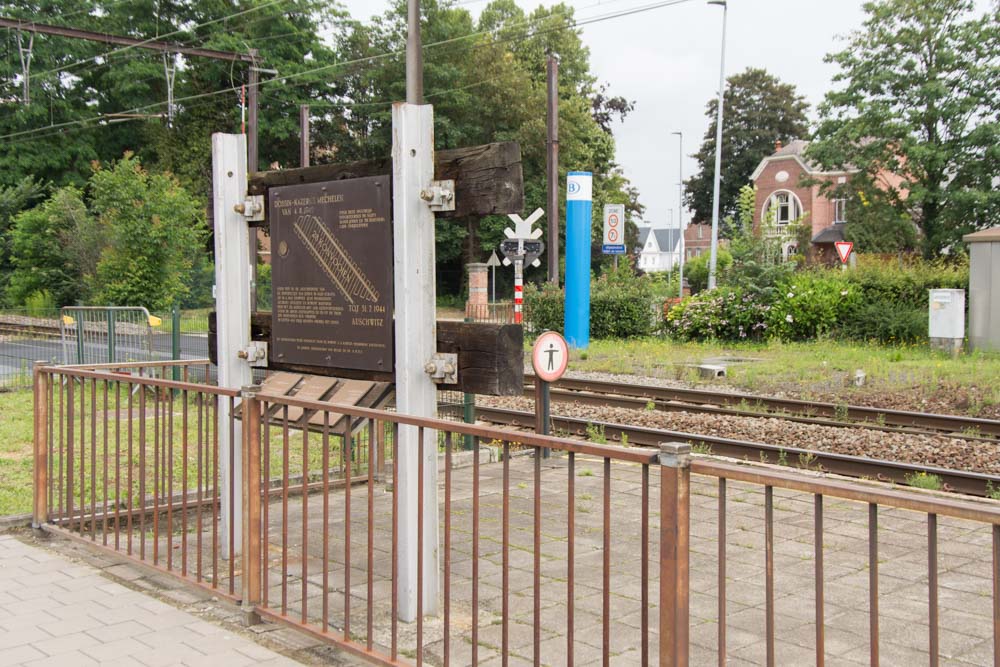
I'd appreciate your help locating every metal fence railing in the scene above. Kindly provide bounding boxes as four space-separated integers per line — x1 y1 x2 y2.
59 306 155 367
0 308 62 390
31 361 1000 665
0 307 212 390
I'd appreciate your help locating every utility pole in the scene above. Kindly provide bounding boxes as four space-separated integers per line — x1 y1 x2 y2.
299 105 310 168
546 54 560 284
707 0 728 290
672 131 684 298
394 0 439 621
246 49 260 313
247 48 259 173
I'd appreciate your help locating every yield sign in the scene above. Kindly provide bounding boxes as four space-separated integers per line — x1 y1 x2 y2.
835 241 854 264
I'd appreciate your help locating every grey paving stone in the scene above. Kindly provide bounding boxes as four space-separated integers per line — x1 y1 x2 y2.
0 536 303 667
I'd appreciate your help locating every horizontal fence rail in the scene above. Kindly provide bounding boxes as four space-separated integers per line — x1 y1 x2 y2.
32 361 1000 666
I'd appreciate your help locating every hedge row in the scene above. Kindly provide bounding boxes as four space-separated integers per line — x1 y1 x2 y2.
666 258 969 344
524 267 666 339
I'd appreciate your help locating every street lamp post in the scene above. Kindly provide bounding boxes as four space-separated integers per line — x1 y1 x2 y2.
707 0 727 290
672 131 684 299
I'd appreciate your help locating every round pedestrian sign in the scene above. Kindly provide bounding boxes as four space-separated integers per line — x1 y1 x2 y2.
532 331 569 383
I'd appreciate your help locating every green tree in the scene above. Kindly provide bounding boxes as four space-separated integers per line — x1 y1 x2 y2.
809 0 1000 257
333 0 642 292
841 178 919 253
686 247 732 294
90 154 207 309
720 184 795 299
6 187 90 307
685 68 809 233
0 177 47 301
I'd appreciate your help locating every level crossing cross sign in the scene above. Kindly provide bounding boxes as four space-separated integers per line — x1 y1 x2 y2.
835 241 854 264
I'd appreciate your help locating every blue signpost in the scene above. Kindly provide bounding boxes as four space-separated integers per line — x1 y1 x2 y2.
564 171 593 348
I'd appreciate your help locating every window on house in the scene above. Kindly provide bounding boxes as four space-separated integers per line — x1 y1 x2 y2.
697 226 703 239
783 242 799 262
762 190 803 227
833 198 847 224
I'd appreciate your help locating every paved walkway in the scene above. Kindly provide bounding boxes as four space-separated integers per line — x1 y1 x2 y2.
0 534 305 666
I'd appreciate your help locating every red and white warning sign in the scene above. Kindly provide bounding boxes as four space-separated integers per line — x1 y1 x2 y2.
835 241 854 264
532 331 569 383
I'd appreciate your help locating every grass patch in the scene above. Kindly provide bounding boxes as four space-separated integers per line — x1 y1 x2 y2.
0 385 375 518
0 391 34 515
904 471 943 491
550 338 1000 413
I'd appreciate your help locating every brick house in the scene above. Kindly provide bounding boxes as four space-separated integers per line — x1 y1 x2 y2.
749 139 853 262
683 223 713 261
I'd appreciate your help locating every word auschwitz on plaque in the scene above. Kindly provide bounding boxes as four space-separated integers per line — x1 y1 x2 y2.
270 175 393 371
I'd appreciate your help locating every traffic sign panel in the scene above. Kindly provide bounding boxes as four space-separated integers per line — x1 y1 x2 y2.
603 204 626 255
532 331 569 383
835 241 854 264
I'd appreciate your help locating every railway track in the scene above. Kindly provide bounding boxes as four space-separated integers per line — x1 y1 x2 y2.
467 404 999 498
530 375 1000 441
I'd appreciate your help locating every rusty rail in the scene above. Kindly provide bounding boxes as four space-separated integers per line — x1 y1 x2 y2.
536 375 1000 440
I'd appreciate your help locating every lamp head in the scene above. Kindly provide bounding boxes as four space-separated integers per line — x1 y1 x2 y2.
707 0 727 6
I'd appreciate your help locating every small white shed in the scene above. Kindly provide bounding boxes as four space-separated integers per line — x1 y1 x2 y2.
963 227 1000 352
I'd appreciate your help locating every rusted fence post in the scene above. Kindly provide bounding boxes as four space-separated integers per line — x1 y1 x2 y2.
659 442 691 666
32 362 49 531
241 385 263 625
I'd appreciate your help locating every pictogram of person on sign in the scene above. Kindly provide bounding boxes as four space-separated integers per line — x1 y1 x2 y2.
545 342 558 371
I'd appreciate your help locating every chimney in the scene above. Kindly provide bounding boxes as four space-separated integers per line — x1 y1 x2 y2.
775 139 783 152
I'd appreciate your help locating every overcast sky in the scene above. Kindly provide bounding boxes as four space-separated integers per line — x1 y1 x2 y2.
333 0 979 229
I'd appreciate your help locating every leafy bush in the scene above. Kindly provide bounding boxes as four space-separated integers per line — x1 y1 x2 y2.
525 266 661 339
835 298 927 344
6 187 90 307
766 273 861 340
590 267 660 338
841 255 968 308
685 248 733 293
90 154 207 310
524 282 563 334
665 287 770 341
24 290 56 317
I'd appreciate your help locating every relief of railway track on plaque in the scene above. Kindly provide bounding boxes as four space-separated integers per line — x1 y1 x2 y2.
270 175 393 372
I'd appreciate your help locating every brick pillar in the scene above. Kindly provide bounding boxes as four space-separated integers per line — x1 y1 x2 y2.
466 263 488 321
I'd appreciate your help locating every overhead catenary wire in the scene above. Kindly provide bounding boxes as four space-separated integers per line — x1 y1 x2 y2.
16 0 287 83
2 0 697 145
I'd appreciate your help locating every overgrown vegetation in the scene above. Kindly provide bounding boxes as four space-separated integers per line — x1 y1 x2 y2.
4 155 208 310
525 262 664 339
665 255 967 345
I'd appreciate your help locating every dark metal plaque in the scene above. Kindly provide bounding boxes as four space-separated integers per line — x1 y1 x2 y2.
270 176 393 371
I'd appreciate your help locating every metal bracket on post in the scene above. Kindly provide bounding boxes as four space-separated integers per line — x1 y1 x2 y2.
237 341 268 368
423 352 457 384
234 195 265 222
419 180 456 212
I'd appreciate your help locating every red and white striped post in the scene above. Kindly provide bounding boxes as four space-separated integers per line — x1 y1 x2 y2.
513 259 524 324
